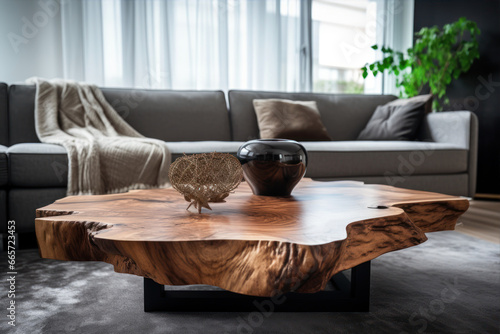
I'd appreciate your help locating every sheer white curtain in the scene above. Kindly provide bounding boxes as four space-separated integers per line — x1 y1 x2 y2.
374 0 414 95
61 0 307 91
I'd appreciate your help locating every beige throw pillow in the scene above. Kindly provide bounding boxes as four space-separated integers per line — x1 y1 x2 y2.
253 99 332 141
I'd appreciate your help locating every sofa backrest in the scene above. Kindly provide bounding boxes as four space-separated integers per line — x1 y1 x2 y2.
0 83 8 146
8 84 231 145
228 90 398 141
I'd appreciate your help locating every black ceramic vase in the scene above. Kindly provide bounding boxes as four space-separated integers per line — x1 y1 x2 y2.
237 139 308 196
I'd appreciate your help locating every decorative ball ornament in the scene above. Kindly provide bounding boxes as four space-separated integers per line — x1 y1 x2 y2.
168 152 243 213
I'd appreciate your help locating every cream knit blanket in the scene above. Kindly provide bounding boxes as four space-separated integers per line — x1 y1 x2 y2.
28 78 171 195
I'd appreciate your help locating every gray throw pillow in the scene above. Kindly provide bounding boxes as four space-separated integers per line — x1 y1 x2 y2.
357 94 433 141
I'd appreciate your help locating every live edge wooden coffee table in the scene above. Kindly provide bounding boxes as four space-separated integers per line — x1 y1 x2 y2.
35 179 469 312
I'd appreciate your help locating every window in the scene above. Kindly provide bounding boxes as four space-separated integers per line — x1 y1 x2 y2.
311 0 378 94
58 0 412 93
62 0 304 91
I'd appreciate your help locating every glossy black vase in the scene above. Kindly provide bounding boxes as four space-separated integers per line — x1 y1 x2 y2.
237 139 308 196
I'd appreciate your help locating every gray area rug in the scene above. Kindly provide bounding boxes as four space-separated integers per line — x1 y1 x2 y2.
1 231 499 334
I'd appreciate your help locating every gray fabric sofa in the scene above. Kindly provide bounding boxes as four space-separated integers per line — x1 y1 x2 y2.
229 90 477 196
0 84 478 239
0 83 8 235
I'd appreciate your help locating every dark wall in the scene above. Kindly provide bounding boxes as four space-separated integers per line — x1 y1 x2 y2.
414 0 500 195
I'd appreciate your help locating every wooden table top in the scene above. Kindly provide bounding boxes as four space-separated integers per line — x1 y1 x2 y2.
36 179 467 246
35 179 469 296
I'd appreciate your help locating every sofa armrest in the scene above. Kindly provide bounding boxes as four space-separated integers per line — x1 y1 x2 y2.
419 111 478 197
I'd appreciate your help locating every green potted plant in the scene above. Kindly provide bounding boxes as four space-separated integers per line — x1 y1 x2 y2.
361 17 480 111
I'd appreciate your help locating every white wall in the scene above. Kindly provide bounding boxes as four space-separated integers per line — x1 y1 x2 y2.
0 0 63 84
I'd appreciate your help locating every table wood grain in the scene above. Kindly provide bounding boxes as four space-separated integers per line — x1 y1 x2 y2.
35 179 469 296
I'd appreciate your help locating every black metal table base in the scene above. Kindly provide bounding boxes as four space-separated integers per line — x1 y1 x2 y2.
144 261 370 312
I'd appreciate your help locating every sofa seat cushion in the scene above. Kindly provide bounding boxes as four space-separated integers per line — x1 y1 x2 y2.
167 141 245 161
7 141 467 187
0 145 8 187
7 142 245 187
8 143 68 187
302 141 468 178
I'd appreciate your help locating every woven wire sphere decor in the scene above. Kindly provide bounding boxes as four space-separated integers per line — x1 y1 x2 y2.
168 152 243 213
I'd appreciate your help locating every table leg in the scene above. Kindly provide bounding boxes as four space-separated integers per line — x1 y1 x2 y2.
144 261 371 312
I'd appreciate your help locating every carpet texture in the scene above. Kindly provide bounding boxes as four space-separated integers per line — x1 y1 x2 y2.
1 231 499 334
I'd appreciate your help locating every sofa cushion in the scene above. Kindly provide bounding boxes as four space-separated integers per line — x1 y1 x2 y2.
314 174 469 197
229 90 398 141
302 141 468 178
8 85 40 145
0 190 6 233
358 94 432 141
7 140 467 187
167 141 244 161
0 83 8 146
8 143 68 187
0 145 8 187
9 188 67 233
101 88 231 142
8 85 231 144
253 99 332 141
7 142 245 187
